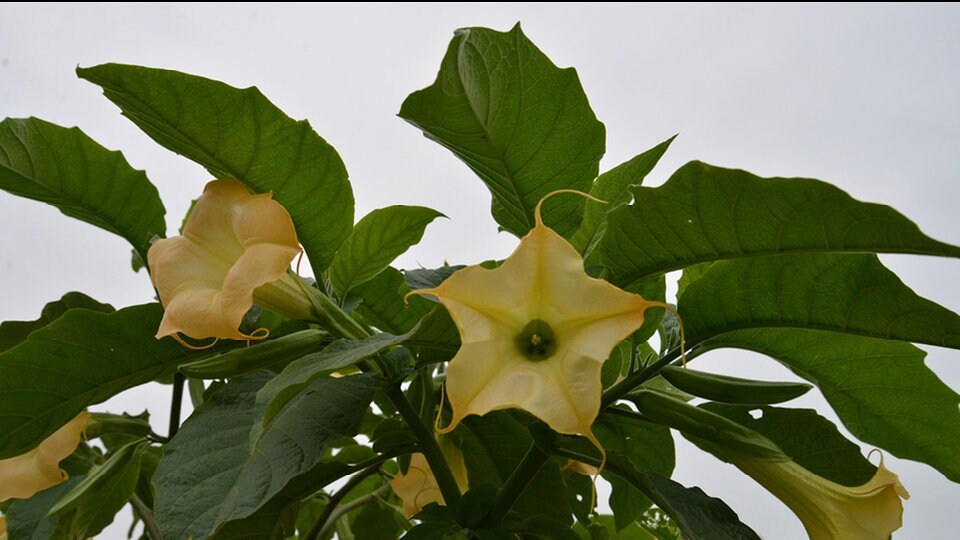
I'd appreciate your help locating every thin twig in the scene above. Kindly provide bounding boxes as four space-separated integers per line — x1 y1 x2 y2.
130 493 162 540
314 483 392 540
305 464 384 540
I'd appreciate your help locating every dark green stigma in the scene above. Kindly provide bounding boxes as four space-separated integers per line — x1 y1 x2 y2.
515 319 557 361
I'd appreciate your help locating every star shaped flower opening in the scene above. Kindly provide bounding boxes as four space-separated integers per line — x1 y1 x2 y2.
148 179 315 344
409 191 676 449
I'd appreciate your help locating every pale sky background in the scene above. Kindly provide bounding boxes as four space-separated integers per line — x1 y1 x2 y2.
1 3 959 539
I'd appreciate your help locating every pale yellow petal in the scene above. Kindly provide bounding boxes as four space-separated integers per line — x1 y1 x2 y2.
422 216 658 443
0 413 91 502
735 457 909 540
148 179 302 341
390 453 443 517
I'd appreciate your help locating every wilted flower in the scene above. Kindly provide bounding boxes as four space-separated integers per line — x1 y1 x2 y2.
0 413 91 502
735 453 909 540
391 438 468 516
148 179 315 342
409 192 669 449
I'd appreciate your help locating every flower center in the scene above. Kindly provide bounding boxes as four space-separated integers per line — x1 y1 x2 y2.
515 319 557 361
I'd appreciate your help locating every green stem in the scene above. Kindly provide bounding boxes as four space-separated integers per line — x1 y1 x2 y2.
480 443 549 528
167 373 185 439
307 464 383 540
383 383 462 510
130 493 162 540
307 287 369 340
317 484 392 540
601 347 690 408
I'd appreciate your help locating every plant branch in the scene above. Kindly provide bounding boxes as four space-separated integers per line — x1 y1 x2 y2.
601 346 693 408
314 483 392 540
167 372 185 439
480 442 549 528
306 464 384 540
130 493 162 540
383 383 462 511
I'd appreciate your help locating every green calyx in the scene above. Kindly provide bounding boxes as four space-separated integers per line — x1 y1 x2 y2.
515 319 557 361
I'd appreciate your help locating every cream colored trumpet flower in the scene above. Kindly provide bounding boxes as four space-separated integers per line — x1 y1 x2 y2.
735 453 909 540
391 438 468 516
0 413 91 502
148 179 315 342
409 191 671 449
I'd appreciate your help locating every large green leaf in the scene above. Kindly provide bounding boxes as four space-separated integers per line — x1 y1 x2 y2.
253 330 414 439
596 411 675 531
602 161 960 287
0 303 204 458
330 205 444 296
703 328 960 482
4 477 83 540
48 441 147 538
77 64 354 273
155 371 377 539
604 463 760 540
570 135 675 259
0 118 165 258
696 405 876 486
351 267 433 334
456 412 573 527
400 24 605 238
678 253 960 348
0 292 113 353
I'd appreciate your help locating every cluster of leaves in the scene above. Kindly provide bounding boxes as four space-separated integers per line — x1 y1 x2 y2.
1 23 958 540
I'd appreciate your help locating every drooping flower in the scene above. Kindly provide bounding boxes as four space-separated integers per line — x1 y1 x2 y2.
0 412 91 502
148 179 315 342
409 192 670 448
390 438 468 516
734 454 909 540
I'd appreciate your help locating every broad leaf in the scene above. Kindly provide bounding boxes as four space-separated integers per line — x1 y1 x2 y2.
77 64 354 273
703 328 960 482
48 441 147 538
0 303 204 458
400 24 605 237
597 412 675 531
678 253 960 348
4 477 83 540
695 404 876 486
253 330 414 439
602 161 960 287
605 464 760 540
0 118 165 258
351 267 433 334
404 265 464 291
330 205 444 296
456 412 573 527
0 292 113 353
571 135 675 259
154 371 377 539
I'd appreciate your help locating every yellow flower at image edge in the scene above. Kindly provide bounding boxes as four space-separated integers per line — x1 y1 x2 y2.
410 192 669 450
0 413 91 502
148 179 314 342
736 454 910 540
391 439 468 517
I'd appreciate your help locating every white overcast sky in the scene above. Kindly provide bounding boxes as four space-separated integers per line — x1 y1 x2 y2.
1 3 958 539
